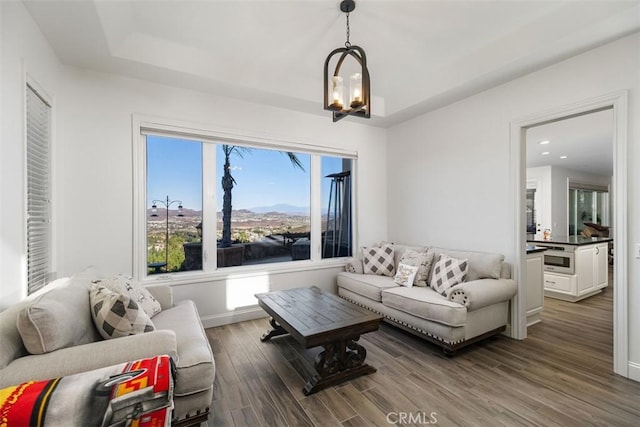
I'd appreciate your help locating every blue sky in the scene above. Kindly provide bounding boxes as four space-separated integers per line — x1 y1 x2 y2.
147 135 347 212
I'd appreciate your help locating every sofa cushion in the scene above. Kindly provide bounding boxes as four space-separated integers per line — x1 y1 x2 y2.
398 249 435 286
362 245 395 276
431 247 504 281
151 300 215 397
430 254 469 296
93 274 161 318
337 272 398 302
394 263 419 287
381 287 467 327
16 279 100 355
90 285 155 340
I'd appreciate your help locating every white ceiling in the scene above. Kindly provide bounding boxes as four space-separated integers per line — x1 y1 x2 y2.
22 0 640 128
526 109 614 177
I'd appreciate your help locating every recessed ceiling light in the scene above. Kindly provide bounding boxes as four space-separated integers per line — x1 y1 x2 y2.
539 140 550 145
541 152 550 155
560 155 567 159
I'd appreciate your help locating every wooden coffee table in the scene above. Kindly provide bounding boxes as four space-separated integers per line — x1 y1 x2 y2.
255 286 382 395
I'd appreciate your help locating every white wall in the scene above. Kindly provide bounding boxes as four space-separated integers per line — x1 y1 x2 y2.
0 1 388 326
388 33 639 377
0 1 62 308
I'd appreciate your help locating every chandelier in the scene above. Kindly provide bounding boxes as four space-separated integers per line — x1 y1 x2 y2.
324 0 371 122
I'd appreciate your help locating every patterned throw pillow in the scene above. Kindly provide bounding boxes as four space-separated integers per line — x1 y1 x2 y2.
430 254 469 297
398 249 435 286
93 274 161 318
90 285 155 340
394 263 419 287
363 245 395 276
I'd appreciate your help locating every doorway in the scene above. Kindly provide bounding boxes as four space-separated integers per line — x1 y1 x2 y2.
510 91 629 378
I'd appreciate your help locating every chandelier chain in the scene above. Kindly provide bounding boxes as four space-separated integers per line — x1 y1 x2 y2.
345 12 351 48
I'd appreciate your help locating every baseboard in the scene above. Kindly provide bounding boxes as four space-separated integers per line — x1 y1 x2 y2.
200 307 269 329
628 361 640 382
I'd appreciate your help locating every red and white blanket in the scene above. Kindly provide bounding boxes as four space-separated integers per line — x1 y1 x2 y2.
0 355 174 427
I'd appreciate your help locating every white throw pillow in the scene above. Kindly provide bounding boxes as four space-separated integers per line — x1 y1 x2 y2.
90 285 155 340
394 263 419 287
362 245 396 276
430 254 469 297
93 274 161 318
398 249 435 286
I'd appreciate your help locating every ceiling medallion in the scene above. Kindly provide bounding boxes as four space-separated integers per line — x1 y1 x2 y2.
324 0 371 122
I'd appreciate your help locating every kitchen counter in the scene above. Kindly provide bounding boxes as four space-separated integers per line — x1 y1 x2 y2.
526 245 548 254
527 235 613 246
528 235 610 302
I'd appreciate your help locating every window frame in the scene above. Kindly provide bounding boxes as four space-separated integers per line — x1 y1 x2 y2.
132 115 357 284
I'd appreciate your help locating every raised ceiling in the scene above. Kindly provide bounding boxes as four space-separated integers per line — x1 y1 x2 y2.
526 109 614 177
23 0 640 127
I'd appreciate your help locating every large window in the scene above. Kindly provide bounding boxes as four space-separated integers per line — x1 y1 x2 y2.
26 83 53 294
137 119 355 278
146 135 203 274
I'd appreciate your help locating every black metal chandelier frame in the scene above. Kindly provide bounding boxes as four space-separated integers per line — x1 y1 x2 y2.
323 0 371 122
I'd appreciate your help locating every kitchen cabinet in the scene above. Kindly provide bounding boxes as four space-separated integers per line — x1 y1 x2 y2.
526 249 544 326
595 243 608 288
576 243 608 296
544 272 576 294
542 242 608 302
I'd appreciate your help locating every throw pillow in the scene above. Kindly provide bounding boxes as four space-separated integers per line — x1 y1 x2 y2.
93 274 161 318
394 263 419 287
430 254 469 297
344 258 364 274
90 285 155 340
362 245 395 276
16 281 100 355
398 249 435 286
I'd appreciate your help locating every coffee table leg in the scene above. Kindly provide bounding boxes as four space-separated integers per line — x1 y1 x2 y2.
303 336 376 395
261 318 289 342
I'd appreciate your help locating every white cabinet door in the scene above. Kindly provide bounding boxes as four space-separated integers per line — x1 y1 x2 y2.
576 245 595 295
595 243 608 288
526 253 544 315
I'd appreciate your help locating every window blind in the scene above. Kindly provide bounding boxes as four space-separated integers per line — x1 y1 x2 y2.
26 84 52 295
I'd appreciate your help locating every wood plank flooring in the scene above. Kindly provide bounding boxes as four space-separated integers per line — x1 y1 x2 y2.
205 273 639 426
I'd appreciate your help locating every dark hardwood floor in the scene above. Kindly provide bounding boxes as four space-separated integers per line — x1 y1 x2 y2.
205 272 639 426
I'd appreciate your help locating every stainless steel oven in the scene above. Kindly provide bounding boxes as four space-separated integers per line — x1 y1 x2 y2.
538 244 575 275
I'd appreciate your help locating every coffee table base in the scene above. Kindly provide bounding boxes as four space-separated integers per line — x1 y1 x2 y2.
262 318 376 395
260 318 288 342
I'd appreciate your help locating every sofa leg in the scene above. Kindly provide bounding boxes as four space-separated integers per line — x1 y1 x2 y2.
172 410 209 427
442 347 456 357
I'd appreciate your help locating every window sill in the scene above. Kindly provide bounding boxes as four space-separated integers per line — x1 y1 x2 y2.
140 258 350 287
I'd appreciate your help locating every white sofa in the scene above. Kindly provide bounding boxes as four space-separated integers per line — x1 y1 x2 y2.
337 244 517 354
0 270 215 426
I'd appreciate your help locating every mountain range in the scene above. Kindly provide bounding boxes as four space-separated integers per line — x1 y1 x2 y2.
147 204 310 217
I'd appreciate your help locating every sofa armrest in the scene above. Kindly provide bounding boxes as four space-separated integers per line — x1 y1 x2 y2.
0 330 177 387
146 284 173 310
448 279 517 311
345 258 364 274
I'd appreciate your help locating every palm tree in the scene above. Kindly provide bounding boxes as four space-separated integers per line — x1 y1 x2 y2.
220 145 305 248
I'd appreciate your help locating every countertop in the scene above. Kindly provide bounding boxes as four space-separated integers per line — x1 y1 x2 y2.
527 235 613 246
526 245 548 254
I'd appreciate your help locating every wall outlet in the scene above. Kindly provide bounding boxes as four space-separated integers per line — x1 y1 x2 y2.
636 243 640 259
